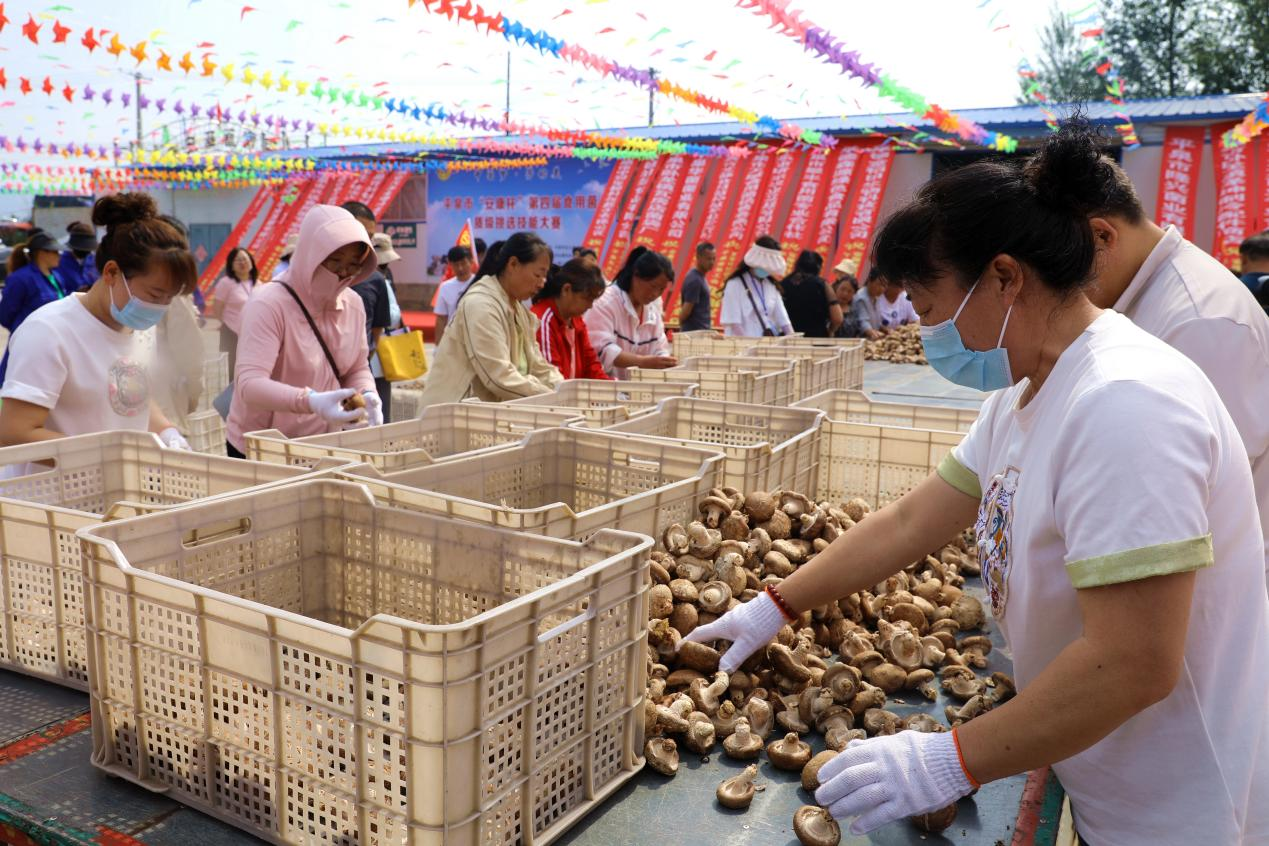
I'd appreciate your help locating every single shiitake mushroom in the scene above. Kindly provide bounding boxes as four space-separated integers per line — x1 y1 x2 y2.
904 713 946 734
668 578 699 603
941 665 985 701
987 671 1017 707
690 672 729 715
948 594 985 630
341 391 367 412
645 737 679 776
684 713 716 755
843 497 871 523
665 668 704 689
698 581 734 615
649 584 674 619
821 662 861 705
825 726 867 752
862 708 904 736
744 696 774 740
864 662 908 695
945 694 987 726
763 550 796 578
720 510 750 541
662 523 689 556
743 490 777 523
957 635 993 668
793 805 841 846
767 732 812 771
687 522 722 559
759 509 793 540
801 750 838 793
699 495 733 530
677 640 721 673
768 643 814 684
723 717 764 760
669 602 698 636
716 764 759 810
911 803 959 833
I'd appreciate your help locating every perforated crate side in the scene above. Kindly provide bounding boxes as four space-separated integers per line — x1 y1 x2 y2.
196 353 231 413
185 410 227 456
794 389 980 433
604 397 824 492
341 428 724 544
245 404 579 471
392 387 425 421
816 419 965 506
671 332 792 359
504 380 698 427
78 480 651 846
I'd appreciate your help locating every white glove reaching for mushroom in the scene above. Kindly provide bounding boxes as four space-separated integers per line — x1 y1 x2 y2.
361 390 384 427
814 729 976 834
676 591 789 673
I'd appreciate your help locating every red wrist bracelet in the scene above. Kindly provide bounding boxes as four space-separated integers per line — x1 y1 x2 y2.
951 727 982 790
764 584 798 622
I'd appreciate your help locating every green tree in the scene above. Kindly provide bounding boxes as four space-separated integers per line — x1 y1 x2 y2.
1102 0 1269 97
1017 4 1107 105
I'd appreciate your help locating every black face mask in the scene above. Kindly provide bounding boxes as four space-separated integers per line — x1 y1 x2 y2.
72 250 90 261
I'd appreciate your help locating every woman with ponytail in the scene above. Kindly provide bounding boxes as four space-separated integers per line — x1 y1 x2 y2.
583 246 677 378
418 231 563 407
0 228 69 383
681 154 1268 843
0 193 196 448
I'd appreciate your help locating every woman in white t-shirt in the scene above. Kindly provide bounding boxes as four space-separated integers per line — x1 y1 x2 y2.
681 156 1268 843
719 235 794 337
0 193 197 449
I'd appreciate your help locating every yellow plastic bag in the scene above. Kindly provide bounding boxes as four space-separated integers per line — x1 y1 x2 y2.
376 329 428 381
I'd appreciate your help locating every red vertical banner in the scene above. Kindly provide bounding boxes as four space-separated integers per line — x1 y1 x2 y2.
633 155 689 249
780 148 835 268
1255 134 1269 236
583 158 637 258
662 156 715 319
1154 126 1205 240
713 152 777 288
1211 121 1255 269
199 184 271 293
835 143 895 272
692 156 748 319
254 175 327 279
247 178 305 261
810 145 863 265
751 150 803 250
602 158 663 281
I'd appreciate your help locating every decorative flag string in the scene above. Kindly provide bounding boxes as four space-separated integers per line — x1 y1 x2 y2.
1220 93 1268 148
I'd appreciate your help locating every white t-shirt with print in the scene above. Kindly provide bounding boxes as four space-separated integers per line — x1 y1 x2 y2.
1 294 153 436
877 290 918 329
433 276 474 318
1112 225 1269 580
945 311 1268 845
719 273 793 337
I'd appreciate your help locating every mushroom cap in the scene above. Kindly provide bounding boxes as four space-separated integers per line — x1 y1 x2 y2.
676 640 721 673
904 713 946 734
767 732 813 771
862 707 904 736
793 805 842 846
821 663 861 704
885 628 924 671
780 490 813 517
768 643 814 683
698 580 734 614
716 765 759 809
886 602 929 634
661 523 689 554
864 662 907 695
668 578 699 603
760 509 793 540
911 803 958 834
644 737 679 776
940 665 984 701
801 750 839 793
743 491 777 523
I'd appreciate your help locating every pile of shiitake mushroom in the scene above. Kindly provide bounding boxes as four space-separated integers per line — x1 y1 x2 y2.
864 323 927 365
643 487 1014 845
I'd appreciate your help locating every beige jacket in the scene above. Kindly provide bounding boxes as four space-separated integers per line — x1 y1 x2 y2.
419 274 562 408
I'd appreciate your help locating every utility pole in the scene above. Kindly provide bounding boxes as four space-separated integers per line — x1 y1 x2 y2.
648 68 657 127
504 51 512 130
133 72 144 156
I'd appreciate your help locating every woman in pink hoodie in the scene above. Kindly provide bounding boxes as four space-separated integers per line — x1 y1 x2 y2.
226 205 383 458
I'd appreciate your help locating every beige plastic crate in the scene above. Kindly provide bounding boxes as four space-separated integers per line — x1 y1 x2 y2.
79 480 652 846
185 409 227 456
817 418 965 506
670 331 795 358
795 389 980 433
503 380 697 427
605 397 825 493
392 386 425 421
196 352 230 413
776 337 866 391
0 431 311 690
244 403 583 471
340 426 724 543
631 356 797 406
743 344 858 399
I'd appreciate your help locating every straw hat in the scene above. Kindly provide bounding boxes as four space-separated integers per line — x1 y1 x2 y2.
833 257 858 276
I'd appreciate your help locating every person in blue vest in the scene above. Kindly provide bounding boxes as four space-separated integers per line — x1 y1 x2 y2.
57 221 99 292
0 228 69 383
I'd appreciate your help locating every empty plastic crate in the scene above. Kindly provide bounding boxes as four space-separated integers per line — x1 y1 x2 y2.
244 403 584 471
392 386 425 421
630 355 797 406
340 426 725 543
0 430 312 690
817 418 965 506
776 337 866 391
503 380 697 427
795 389 980 433
79 479 652 846
744 344 859 400
196 352 230 413
605 397 824 493
185 409 227 456
671 331 795 358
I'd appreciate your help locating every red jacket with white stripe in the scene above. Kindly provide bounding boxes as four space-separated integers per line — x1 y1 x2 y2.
530 299 612 381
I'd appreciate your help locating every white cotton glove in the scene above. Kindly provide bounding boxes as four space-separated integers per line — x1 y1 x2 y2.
158 427 191 450
361 390 384 427
814 729 975 835
677 591 789 673
306 388 365 425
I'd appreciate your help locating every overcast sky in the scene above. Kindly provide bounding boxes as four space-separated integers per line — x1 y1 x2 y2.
0 0 1057 214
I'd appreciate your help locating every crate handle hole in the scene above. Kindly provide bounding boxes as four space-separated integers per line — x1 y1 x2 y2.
0 456 58 478
181 517 253 548
537 603 592 644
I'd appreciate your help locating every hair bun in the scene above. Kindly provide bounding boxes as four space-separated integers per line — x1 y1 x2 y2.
1022 117 1113 215
92 192 158 228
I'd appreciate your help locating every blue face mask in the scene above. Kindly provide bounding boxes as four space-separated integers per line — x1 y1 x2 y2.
110 274 170 331
919 280 1015 392
751 268 771 280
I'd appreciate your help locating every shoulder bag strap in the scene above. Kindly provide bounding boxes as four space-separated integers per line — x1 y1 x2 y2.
278 282 344 382
739 274 774 335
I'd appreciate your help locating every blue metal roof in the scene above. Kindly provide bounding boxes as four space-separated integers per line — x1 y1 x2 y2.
291 92 1265 160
